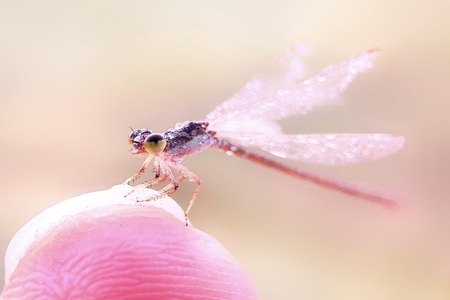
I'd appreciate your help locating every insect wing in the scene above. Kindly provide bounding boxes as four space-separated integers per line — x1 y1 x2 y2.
206 46 379 125
206 43 308 123
206 45 404 166
209 119 283 137
216 132 405 166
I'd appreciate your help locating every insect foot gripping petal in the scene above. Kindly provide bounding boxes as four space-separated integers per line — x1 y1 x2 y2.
129 175 191 226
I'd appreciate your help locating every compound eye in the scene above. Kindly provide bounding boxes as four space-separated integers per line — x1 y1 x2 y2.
143 133 167 154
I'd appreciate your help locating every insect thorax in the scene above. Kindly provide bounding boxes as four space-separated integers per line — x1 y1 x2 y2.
163 121 217 158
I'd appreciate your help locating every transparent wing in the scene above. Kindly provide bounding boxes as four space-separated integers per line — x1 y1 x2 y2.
206 46 379 125
216 132 405 166
206 43 309 123
209 119 283 136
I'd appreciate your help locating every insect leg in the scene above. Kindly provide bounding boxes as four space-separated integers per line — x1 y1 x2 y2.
154 156 161 178
124 174 170 197
167 163 202 222
156 175 186 198
123 154 154 184
133 160 180 200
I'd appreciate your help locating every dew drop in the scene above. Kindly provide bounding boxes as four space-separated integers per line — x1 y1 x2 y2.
225 150 234 156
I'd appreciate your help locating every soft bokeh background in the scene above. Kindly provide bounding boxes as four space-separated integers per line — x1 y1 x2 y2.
1 1 449 299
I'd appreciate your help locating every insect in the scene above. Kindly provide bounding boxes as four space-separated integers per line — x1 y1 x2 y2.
124 44 404 221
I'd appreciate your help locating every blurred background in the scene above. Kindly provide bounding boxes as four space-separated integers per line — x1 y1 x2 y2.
1 1 449 299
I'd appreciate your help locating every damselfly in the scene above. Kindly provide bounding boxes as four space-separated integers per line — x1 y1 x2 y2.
124 45 404 220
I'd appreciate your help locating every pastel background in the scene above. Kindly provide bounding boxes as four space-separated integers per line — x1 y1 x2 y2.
1 1 449 299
